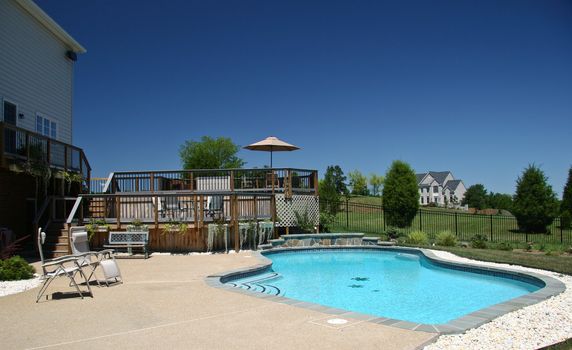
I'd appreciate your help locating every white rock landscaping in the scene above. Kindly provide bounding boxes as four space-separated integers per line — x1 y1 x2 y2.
424 250 572 350
0 275 41 298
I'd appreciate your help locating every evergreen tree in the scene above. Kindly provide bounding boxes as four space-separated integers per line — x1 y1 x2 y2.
462 184 488 210
513 165 558 233
382 160 419 228
320 165 348 215
561 166 572 228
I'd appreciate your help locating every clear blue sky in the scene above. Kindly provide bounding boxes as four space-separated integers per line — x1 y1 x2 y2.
38 0 572 196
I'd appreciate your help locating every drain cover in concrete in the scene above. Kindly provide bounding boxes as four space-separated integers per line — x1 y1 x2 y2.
327 318 349 325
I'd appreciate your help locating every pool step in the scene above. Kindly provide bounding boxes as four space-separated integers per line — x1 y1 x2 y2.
226 272 282 296
377 241 396 247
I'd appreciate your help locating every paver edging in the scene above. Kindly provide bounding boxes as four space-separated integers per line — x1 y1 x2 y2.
205 245 567 335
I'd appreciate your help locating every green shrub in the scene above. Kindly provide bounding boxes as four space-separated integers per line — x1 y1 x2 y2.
539 243 547 252
406 230 428 245
470 234 488 249
385 227 403 240
435 230 457 246
497 242 513 251
319 212 335 232
0 256 35 281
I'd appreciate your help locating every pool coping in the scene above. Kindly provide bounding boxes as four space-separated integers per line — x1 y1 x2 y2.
205 245 566 335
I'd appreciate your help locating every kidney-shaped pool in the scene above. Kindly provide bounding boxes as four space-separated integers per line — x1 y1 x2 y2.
224 249 545 325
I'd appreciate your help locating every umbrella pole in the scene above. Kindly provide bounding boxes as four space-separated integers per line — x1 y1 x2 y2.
270 150 273 168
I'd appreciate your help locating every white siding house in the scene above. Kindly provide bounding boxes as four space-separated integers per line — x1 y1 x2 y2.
0 0 85 144
416 171 467 209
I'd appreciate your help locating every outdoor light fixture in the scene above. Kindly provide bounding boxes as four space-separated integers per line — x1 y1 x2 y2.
65 50 77 61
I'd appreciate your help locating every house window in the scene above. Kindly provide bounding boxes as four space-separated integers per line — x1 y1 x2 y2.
433 186 439 193
36 115 57 139
421 197 424 204
3 100 17 125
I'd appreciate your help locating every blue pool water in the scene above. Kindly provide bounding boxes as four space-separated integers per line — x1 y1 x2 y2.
227 250 542 324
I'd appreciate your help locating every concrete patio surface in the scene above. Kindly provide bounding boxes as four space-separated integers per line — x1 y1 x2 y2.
0 252 436 350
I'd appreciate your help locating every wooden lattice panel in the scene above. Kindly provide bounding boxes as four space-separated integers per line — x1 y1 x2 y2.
275 194 319 227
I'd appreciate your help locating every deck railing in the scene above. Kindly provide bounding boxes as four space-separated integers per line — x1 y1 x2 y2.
96 168 318 196
0 122 91 189
67 192 275 227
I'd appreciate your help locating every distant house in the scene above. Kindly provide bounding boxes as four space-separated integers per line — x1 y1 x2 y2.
416 171 467 209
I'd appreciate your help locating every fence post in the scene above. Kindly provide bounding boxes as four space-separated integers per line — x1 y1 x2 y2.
345 199 349 228
454 212 458 236
490 214 493 242
419 209 422 231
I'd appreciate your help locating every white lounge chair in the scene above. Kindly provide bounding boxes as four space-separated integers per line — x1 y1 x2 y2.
70 227 123 287
36 228 92 302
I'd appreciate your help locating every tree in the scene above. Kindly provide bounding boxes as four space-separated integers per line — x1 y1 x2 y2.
513 165 558 233
487 192 514 212
179 136 245 169
319 165 348 215
369 174 384 196
324 165 348 196
382 160 419 228
348 170 369 196
462 184 488 210
561 167 572 228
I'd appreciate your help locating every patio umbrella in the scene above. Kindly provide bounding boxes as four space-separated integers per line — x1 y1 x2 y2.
244 136 300 168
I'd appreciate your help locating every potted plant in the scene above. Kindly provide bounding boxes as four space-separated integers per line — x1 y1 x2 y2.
162 219 188 235
86 219 109 240
207 216 229 253
127 219 149 232
59 170 83 194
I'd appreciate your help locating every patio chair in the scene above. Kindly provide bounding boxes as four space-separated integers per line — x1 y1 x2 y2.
206 195 224 219
70 227 123 287
36 227 93 302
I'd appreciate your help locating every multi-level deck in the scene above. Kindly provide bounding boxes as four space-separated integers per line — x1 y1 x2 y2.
67 168 319 253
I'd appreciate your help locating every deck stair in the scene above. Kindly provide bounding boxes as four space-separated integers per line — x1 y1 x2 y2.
42 222 70 258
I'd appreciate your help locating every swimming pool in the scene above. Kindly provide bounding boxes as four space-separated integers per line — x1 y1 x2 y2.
225 249 544 325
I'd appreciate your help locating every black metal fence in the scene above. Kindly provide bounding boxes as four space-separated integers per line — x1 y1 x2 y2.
321 200 572 244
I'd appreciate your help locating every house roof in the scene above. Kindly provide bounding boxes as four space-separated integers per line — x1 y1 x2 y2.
415 173 427 184
15 0 86 53
428 171 451 185
444 179 462 191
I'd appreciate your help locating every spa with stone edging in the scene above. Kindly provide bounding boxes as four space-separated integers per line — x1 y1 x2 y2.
206 241 566 335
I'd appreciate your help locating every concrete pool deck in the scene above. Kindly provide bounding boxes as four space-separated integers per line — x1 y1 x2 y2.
0 252 436 350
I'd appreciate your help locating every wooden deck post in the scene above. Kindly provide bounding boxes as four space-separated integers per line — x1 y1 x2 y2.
314 170 319 197
230 170 235 191
154 195 159 230
150 173 155 192
231 194 239 252
116 196 121 229
271 195 277 239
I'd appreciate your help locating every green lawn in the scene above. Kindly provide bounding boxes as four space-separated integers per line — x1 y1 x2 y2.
421 246 572 275
328 205 572 245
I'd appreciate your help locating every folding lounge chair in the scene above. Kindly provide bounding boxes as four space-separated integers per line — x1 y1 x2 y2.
36 228 92 302
70 227 123 287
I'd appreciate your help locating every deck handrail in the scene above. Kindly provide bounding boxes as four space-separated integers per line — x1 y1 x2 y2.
102 168 318 195
0 122 91 181
102 172 114 193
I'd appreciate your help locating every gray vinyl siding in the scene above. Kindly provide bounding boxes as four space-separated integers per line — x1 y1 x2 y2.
0 0 74 144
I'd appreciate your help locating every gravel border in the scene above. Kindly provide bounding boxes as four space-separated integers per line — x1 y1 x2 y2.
0 275 41 298
423 249 572 350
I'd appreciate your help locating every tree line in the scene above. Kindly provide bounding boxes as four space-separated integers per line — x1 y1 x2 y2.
321 161 572 234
